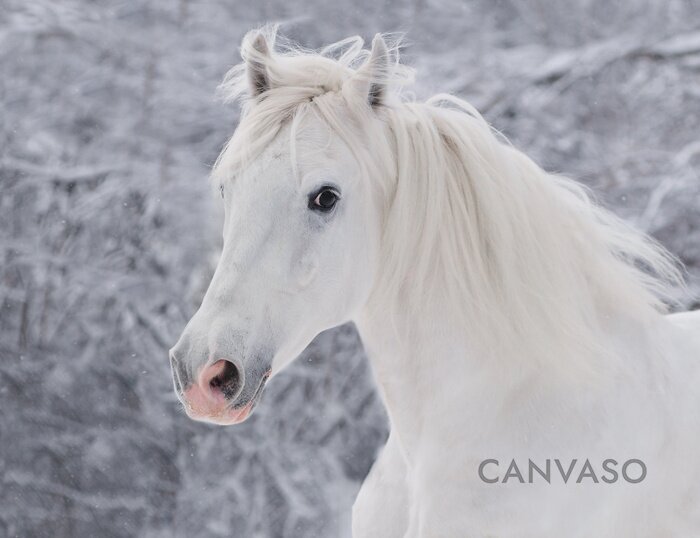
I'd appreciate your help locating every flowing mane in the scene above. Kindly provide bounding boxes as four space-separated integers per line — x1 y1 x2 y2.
213 27 683 374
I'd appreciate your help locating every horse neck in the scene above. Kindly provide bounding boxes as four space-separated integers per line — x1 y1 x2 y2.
354 299 501 459
353 293 663 464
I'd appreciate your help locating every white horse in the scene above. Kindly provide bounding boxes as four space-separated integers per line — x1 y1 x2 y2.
170 28 700 537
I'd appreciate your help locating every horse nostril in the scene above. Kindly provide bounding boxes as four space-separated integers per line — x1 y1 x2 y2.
209 360 242 400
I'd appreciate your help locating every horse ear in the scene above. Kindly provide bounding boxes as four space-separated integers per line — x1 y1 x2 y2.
245 32 271 97
351 34 389 109
367 34 389 108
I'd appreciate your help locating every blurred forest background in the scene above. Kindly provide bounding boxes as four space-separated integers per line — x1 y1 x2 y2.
1 1 699 537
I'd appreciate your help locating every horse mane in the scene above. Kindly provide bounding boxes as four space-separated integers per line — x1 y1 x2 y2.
215 27 683 374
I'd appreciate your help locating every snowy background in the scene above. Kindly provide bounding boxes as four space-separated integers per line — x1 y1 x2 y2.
1 1 699 537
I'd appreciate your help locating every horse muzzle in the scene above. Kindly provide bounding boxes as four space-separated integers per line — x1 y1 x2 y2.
170 356 271 425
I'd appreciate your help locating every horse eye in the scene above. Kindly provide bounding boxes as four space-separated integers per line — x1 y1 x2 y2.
309 187 340 212
219 185 224 199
